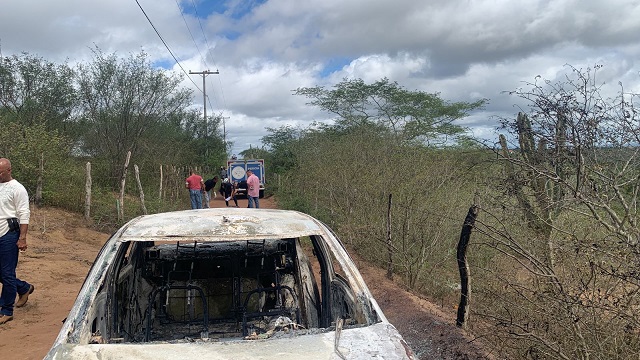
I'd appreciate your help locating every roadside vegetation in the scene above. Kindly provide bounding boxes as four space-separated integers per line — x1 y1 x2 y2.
2 50 639 359
0 50 226 228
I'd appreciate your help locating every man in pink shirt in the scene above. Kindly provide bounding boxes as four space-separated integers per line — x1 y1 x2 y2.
185 169 205 209
246 170 260 208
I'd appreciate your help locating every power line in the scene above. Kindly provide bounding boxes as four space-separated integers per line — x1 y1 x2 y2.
177 0 220 113
136 0 228 154
175 0 207 69
167 0 231 148
185 0 227 118
134 0 202 92
179 0 229 137
189 0 213 66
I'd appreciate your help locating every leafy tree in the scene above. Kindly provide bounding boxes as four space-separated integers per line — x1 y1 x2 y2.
260 125 305 174
0 120 74 207
294 77 486 145
238 147 269 160
270 79 486 296
0 53 76 131
75 48 194 184
177 109 226 166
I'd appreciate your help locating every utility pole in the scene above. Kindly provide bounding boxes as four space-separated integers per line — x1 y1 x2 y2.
221 116 230 156
189 70 219 157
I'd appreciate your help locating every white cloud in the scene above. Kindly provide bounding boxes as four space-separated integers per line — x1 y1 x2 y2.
2 0 640 155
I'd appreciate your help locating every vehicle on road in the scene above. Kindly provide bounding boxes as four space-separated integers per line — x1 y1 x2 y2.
45 208 415 359
227 159 265 198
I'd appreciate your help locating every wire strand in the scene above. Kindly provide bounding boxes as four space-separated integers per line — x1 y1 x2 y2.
186 0 224 113
134 0 202 92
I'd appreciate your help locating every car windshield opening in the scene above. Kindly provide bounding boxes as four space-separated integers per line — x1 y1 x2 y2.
93 237 372 344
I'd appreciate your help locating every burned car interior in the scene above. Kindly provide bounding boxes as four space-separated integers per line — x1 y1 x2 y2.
87 235 374 344
46 210 414 359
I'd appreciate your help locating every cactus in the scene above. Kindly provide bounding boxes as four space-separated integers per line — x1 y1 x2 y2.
499 112 571 267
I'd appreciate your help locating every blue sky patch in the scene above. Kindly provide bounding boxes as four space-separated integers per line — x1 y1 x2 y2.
319 57 352 78
153 58 175 70
220 30 241 41
179 0 228 17
228 0 268 20
179 0 267 20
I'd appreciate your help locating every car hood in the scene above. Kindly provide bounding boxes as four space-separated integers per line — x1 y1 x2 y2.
46 323 414 359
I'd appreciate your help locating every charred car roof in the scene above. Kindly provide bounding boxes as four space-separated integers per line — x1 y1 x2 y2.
117 208 327 242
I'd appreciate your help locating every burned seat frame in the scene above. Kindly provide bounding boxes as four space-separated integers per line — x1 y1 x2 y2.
138 239 303 341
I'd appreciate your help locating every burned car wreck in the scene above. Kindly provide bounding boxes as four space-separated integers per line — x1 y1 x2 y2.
46 208 414 359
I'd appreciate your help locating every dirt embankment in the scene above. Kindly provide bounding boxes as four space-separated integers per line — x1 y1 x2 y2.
0 196 492 359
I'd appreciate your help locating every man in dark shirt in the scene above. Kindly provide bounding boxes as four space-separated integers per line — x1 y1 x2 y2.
204 176 218 207
221 179 239 207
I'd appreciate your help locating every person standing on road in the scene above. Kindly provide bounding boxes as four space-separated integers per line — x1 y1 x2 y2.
219 166 227 180
185 169 205 209
0 158 34 325
246 170 260 209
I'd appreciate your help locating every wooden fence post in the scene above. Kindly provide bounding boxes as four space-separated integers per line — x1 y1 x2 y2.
134 165 148 215
84 162 92 220
386 193 394 280
35 153 43 206
159 164 163 201
456 205 479 328
118 151 131 222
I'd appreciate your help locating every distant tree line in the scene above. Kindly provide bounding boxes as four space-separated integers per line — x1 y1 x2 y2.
0 49 226 192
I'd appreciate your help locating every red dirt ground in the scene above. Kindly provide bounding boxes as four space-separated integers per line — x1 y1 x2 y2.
0 196 493 359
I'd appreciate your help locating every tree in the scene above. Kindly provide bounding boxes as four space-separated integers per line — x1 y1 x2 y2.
76 48 194 184
178 109 226 166
294 77 486 146
260 125 305 174
0 53 76 131
269 79 485 294
0 120 74 207
472 65 640 359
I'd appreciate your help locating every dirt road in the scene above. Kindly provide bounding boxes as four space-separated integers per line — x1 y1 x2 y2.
0 196 491 359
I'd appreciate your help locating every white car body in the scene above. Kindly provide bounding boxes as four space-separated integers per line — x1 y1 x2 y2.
46 208 414 359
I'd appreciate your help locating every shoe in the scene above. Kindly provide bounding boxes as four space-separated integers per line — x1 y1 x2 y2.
0 315 13 325
16 284 34 308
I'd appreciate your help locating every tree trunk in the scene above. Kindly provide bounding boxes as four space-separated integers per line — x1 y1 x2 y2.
456 205 478 328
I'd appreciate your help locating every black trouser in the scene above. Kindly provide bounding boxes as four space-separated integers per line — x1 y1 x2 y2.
225 195 238 207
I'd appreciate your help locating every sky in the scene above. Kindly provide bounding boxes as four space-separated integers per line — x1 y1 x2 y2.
2 0 640 156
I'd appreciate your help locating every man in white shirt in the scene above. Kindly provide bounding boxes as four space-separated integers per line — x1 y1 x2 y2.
0 158 34 325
